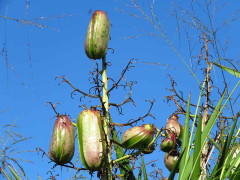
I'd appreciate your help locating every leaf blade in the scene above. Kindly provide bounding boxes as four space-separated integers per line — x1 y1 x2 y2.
213 63 240 78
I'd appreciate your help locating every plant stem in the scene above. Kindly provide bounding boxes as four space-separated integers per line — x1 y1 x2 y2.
148 128 161 146
113 151 142 164
102 55 109 114
200 33 211 179
101 55 112 180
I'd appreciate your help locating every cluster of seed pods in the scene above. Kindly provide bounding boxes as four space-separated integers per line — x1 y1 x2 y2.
47 10 158 171
160 114 183 172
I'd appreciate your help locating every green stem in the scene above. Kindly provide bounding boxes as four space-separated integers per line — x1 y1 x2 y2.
148 128 161 147
113 150 142 164
101 55 112 180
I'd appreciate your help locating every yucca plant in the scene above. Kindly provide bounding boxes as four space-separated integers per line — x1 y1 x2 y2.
1 1 239 180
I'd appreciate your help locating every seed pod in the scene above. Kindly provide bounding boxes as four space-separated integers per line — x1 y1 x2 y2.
166 114 183 138
160 133 176 152
77 109 106 171
164 152 179 172
49 115 75 165
84 10 110 59
122 124 155 149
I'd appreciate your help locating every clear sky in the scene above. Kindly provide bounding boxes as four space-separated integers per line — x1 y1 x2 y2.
0 0 239 179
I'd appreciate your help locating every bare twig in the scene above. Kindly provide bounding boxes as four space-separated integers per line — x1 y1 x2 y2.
112 100 155 126
56 76 99 99
46 102 59 115
108 58 136 93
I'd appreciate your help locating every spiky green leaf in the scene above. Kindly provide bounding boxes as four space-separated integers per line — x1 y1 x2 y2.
213 63 240 78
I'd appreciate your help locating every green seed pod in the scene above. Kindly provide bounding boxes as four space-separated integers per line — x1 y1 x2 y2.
84 10 110 59
164 152 179 172
77 109 106 171
160 133 176 152
122 124 155 149
49 115 75 165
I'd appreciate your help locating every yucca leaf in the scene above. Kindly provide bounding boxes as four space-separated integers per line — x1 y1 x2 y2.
195 92 225 180
1 167 12 180
191 113 202 179
179 85 205 180
220 149 234 178
179 94 190 176
138 167 142 180
208 137 221 151
141 156 148 180
229 162 240 180
224 113 239 152
201 91 225 147
224 145 240 178
209 113 239 179
214 113 238 179
213 63 240 78
7 165 22 180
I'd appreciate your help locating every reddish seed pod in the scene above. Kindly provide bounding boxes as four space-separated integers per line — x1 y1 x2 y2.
166 114 183 138
164 152 179 172
49 115 75 165
122 124 156 149
160 133 176 152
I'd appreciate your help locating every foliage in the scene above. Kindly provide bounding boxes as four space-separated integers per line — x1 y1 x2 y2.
0 110 32 179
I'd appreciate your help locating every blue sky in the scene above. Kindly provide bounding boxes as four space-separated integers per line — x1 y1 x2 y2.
0 0 239 179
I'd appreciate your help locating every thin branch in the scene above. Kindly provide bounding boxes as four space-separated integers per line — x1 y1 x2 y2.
112 100 155 126
108 58 136 93
56 76 99 98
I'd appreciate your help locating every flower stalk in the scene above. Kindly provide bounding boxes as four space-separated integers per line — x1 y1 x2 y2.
101 55 112 180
